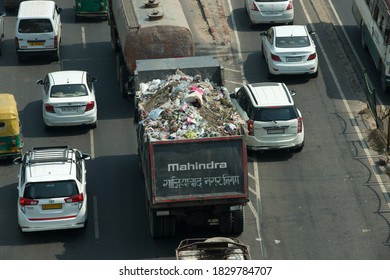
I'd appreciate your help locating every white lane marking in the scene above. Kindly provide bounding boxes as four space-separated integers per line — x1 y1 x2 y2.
90 129 95 159
81 27 86 49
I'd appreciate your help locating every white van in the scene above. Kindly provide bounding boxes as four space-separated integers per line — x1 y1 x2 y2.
15 1 62 62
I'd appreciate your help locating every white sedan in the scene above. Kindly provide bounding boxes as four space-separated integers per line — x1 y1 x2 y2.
37 70 98 130
261 25 318 77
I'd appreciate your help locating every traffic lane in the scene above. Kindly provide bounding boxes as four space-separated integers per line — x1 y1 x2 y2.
0 1 117 259
329 0 390 105
229 0 390 259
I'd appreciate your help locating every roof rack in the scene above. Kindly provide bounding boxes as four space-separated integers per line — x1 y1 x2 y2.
29 146 72 164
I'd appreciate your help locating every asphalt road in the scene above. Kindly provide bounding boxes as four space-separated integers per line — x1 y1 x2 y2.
0 0 389 260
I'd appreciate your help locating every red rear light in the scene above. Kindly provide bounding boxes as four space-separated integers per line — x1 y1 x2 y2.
45 104 55 113
85 101 95 111
287 0 293 10
15 37 20 48
247 120 254 136
271 53 282 62
19 197 39 206
251 2 259 11
65 193 83 203
54 35 58 47
308 53 317 60
297 117 303 133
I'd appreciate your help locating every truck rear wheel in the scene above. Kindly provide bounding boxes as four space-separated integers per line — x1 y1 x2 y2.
119 65 129 98
232 210 244 234
163 216 176 238
219 212 232 234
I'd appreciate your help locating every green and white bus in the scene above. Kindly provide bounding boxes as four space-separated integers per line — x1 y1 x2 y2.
352 0 390 92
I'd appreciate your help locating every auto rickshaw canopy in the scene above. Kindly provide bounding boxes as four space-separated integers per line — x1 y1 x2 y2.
0 93 20 136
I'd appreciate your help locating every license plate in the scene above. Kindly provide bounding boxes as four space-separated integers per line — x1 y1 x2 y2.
28 41 44 46
286 57 302 62
267 129 284 134
62 107 78 112
42 203 62 210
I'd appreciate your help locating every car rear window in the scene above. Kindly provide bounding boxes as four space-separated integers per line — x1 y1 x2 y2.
276 36 310 48
23 180 78 199
50 84 88 98
254 106 297 121
18 19 53 33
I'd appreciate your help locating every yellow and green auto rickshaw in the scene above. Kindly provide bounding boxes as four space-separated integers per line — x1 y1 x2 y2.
74 0 108 22
0 93 23 160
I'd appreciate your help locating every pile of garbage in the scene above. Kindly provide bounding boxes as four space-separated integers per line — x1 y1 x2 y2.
136 69 246 140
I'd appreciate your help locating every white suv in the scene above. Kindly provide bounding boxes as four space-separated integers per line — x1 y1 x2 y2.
14 146 91 232
231 82 304 152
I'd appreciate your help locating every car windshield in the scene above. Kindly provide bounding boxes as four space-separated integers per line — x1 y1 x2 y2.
50 84 88 98
254 106 297 121
24 180 79 199
18 19 53 33
275 36 310 48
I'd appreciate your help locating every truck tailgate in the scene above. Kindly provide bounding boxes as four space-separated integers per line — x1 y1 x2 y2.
150 136 248 204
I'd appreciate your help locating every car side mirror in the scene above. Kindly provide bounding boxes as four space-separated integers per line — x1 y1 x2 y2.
82 153 91 160
57 7 62 14
36 79 44 85
260 31 267 37
290 90 297 96
13 157 22 165
91 77 99 83
230 93 236 99
309 30 316 35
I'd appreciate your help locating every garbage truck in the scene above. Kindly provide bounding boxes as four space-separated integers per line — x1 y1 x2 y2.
108 0 195 97
135 56 249 239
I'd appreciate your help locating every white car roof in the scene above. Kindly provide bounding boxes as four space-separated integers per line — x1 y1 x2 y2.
18 1 56 19
273 25 307 37
49 70 86 85
248 83 293 107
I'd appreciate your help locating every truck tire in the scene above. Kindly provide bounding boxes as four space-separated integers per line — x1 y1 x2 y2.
232 210 244 234
119 65 128 98
163 216 176 238
116 53 125 81
219 212 232 234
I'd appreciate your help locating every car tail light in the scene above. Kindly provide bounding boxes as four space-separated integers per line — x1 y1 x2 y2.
100 2 105 10
54 35 58 47
19 197 39 206
308 53 317 60
247 120 254 136
251 2 259 11
85 101 95 112
15 37 20 48
286 0 293 10
45 104 55 113
65 193 84 203
271 53 282 62
19 197 39 213
297 117 303 133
